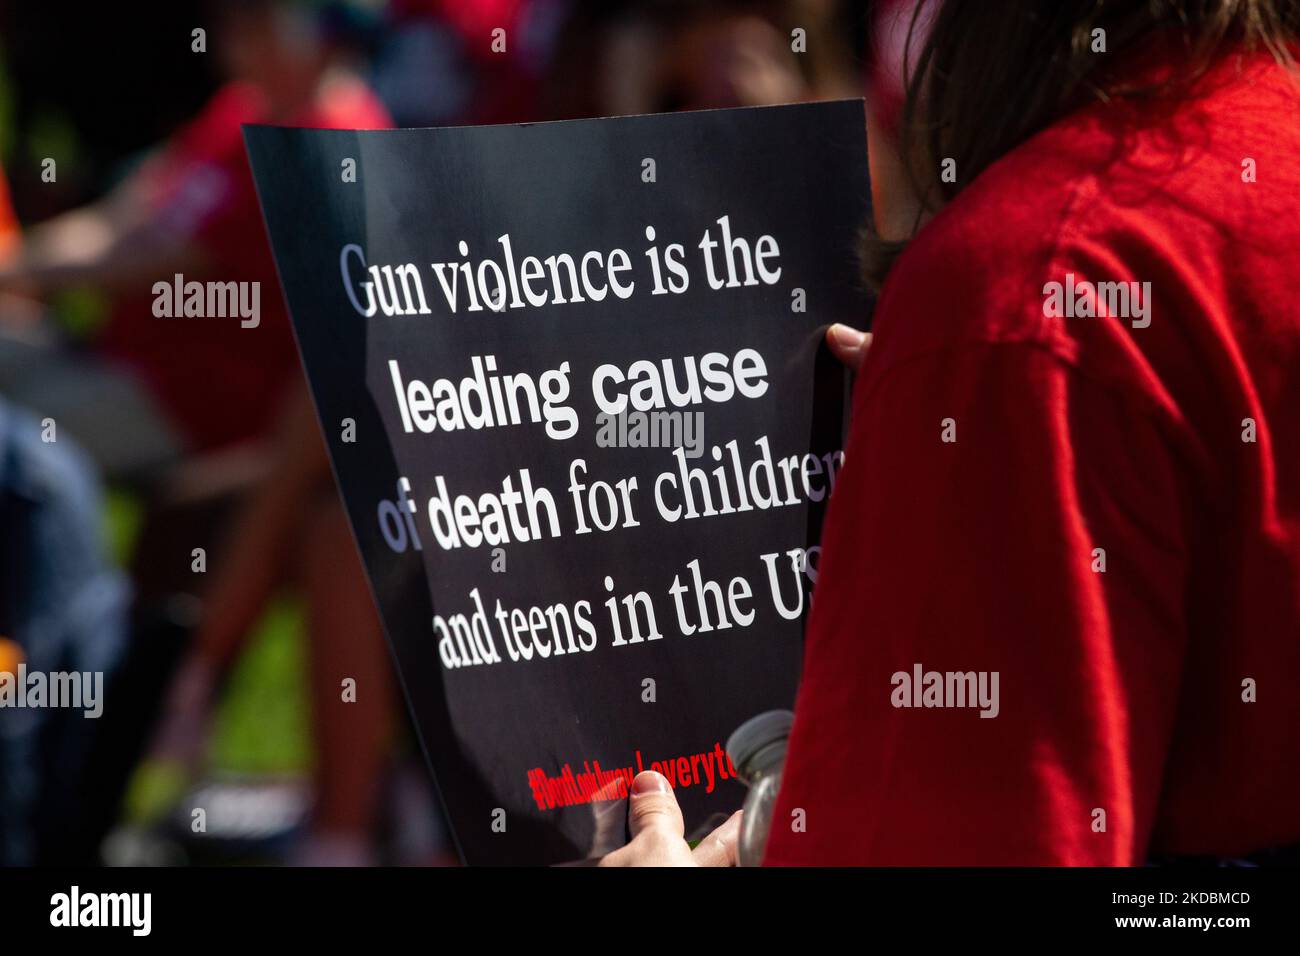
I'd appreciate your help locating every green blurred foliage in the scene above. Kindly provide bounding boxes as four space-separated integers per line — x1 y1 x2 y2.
210 600 312 775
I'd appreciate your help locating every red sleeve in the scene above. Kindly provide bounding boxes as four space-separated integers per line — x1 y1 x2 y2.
765 339 1191 865
0 164 19 261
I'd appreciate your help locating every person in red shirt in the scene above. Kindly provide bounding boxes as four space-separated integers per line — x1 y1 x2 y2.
0 1 400 865
604 0 1300 867
0 5 390 461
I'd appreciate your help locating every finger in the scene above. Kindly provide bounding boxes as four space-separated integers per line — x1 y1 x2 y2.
826 324 872 371
690 809 742 867
626 771 685 841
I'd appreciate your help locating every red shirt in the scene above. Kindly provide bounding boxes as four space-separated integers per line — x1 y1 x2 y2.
100 79 391 451
766 48 1300 865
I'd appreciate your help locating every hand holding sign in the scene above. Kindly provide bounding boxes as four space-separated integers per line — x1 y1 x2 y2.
598 771 742 867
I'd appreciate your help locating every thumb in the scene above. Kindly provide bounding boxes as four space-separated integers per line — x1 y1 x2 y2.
627 771 685 841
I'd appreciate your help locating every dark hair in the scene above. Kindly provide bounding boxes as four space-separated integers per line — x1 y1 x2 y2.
863 0 1300 289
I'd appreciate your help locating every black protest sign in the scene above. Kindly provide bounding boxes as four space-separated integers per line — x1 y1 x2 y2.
244 101 870 865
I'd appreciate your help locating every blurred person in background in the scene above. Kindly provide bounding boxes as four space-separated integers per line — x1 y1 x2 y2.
544 0 863 119
0 160 130 867
0 0 408 865
860 0 933 245
0 0 389 474
373 0 566 126
0 397 129 866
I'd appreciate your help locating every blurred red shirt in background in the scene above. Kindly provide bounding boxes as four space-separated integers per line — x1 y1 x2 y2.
100 79 391 452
